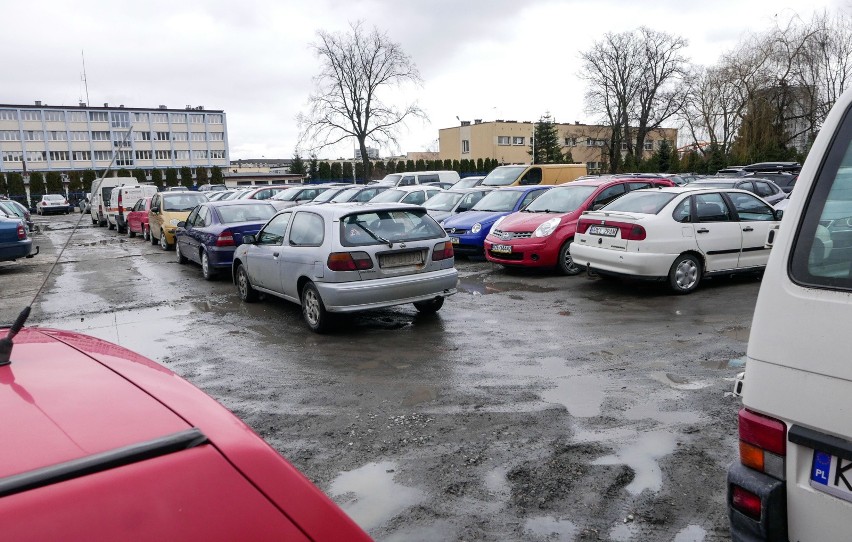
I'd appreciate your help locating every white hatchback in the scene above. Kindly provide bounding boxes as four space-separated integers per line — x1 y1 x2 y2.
571 187 782 293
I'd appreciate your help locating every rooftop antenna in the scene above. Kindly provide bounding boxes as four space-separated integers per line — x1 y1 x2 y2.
81 50 90 106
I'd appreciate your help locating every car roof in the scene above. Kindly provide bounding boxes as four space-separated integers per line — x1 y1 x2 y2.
384 185 438 192
635 186 754 195
494 185 550 192
205 199 276 207
298 202 425 218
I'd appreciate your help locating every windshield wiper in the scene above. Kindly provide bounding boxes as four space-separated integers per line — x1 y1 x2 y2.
354 221 393 248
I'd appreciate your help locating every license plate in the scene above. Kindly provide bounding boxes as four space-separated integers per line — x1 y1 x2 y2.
810 450 852 503
589 225 619 237
491 244 512 254
450 237 459 244
380 251 423 268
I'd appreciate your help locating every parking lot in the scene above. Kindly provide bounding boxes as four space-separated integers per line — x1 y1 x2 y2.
0 212 757 541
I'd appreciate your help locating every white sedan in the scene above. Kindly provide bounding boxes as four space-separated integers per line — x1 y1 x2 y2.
571 187 782 293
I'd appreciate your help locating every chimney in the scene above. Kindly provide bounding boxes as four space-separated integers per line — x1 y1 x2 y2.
79 102 86 107
103 102 109 107
35 100 42 106
474 119 482 124
119 104 125 108
158 105 167 109
461 120 470 126
185 105 192 110
575 121 580 125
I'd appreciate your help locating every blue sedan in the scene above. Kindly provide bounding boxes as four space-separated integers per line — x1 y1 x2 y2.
0 215 34 262
175 200 277 280
441 185 551 256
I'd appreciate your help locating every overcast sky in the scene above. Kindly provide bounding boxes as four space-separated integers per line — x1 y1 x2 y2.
1 0 846 160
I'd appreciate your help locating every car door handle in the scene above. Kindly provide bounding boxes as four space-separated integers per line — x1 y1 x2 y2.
696 228 709 234
273 252 279 257
742 226 754 232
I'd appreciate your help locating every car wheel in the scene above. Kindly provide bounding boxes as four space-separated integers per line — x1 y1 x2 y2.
414 297 444 313
143 225 150 241
91 215 97 225
201 251 216 280
668 253 702 294
236 264 258 302
557 240 582 276
128 225 136 238
301 282 330 333
175 240 187 264
159 230 170 250
150 227 158 245
108 220 115 231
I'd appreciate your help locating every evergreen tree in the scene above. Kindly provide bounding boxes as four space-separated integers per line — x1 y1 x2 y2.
354 161 365 182
476 158 484 172
179 167 193 188
290 152 306 175
210 166 223 184
669 149 681 173
386 160 396 174
0 173 6 196
82 170 98 189
395 161 405 173
45 172 63 193
706 143 727 174
151 169 164 189
563 150 575 164
653 140 673 172
373 161 386 180
117 168 131 177
443 159 452 170
29 172 45 195
405 159 415 171
415 159 426 171
68 171 83 192
195 166 208 184
132 169 147 184
330 162 343 180
451 159 460 171
318 161 332 181
7 173 25 197
622 153 637 173
529 113 563 164
166 168 179 187
308 155 319 180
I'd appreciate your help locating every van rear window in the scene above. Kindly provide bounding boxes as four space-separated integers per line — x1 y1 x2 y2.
791 104 852 290
340 210 444 247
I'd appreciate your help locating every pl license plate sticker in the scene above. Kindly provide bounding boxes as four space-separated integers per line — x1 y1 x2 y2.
810 450 852 503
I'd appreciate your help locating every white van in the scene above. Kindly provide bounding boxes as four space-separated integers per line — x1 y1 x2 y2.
107 184 158 233
90 176 134 227
377 170 460 187
728 87 852 541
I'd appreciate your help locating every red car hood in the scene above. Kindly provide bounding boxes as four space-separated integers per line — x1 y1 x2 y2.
497 211 567 232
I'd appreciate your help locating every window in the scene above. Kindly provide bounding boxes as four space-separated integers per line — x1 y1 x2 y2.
209 132 224 141
73 151 91 161
93 150 112 161
564 137 576 147
340 210 444 247
133 112 149 123
207 114 223 124
586 138 605 147
91 131 110 141
49 151 69 161
170 113 186 123
513 136 525 145
461 139 470 154
193 150 207 159
26 151 46 162
621 142 629 151
67 111 87 122
753 181 775 197
24 130 44 141
592 184 626 208
695 193 732 222
49 131 67 141
111 112 130 128
21 110 42 121
115 150 133 166
191 132 206 141
728 192 775 221
603 191 678 215
189 114 204 124
155 150 172 160
289 212 324 246
0 130 20 141
0 110 17 121
258 212 291 245
89 111 108 122
497 136 510 146
136 150 152 160
154 131 171 141
520 189 547 209
673 198 692 222
2 151 22 162
587 161 599 170
175 150 190 160
401 191 427 205
134 131 151 141
172 132 188 141
627 182 652 191
644 140 654 151
112 131 132 147
152 113 168 123
44 111 64 122
210 150 226 159
70 131 89 141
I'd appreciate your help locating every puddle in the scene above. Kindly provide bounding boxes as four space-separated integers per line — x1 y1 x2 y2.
609 521 637 541
329 461 426 532
721 325 750 342
650 372 712 390
592 431 677 495
523 516 578 540
457 277 557 295
484 466 511 497
674 524 706 542
540 373 608 418
624 401 700 426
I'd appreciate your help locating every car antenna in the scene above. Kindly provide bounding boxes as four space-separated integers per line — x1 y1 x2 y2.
0 128 134 366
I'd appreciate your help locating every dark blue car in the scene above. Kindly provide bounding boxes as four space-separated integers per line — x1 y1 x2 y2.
441 186 551 256
175 200 277 280
0 215 34 263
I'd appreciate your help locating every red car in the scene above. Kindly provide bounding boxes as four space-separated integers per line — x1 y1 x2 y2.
484 176 674 274
126 196 152 240
0 327 372 541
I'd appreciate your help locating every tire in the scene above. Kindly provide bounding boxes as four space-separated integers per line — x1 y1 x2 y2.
414 297 444 313
108 220 115 231
301 281 330 333
236 264 258 302
557 240 582 276
668 254 702 294
91 215 97 225
150 227 158 245
175 240 187 264
143 225 150 241
201 251 217 280
128 226 136 238
159 230 170 251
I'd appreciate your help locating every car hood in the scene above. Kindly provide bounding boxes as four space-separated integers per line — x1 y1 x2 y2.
443 210 510 229
495 211 566 232
158 210 192 224
429 210 453 223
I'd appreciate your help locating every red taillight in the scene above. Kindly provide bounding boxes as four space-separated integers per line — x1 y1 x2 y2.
17 223 26 240
433 241 454 261
215 229 235 247
117 193 123 214
621 224 646 241
576 219 594 234
327 251 373 271
731 485 762 520
738 408 786 479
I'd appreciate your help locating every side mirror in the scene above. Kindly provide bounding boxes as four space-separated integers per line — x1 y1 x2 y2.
774 209 784 221
177 221 186 228
242 234 256 245
592 204 604 211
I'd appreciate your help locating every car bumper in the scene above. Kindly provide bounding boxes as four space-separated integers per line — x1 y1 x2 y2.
207 247 237 268
316 268 458 312
727 463 787 541
0 239 33 261
162 227 177 243
451 233 487 254
484 238 558 267
40 206 70 214
571 243 675 279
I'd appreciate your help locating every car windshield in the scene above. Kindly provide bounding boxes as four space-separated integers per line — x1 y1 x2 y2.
162 193 208 211
482 166 527 186
454 178 480 189
382 174 402 184
340 209 444 246
331 187 361 202
601 191 678 214
312 188 345 203
472 190 523 212
424 191 464 211
524 185 597 213
370 189 405 203
217 203 277 223
272 187 306 201
0 202 22 218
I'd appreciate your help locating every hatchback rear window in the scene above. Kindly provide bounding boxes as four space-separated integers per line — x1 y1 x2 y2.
217 203 276 223
601 191 677 214
340 210 444 247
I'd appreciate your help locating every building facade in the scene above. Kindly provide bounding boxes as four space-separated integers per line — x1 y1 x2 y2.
439 120 677 172
0 101 228 174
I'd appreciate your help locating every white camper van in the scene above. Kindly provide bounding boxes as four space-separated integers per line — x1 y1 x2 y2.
107 184 158 233
90 176 134 227
727 86 852 540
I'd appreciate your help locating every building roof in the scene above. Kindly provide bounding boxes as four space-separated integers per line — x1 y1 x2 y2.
0 102 224 113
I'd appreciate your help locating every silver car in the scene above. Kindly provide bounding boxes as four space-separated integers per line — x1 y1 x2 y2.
232 203 458 332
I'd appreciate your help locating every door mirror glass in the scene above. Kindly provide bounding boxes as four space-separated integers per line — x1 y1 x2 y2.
592 203 604 211
177 221 186 228
242 234 256 245
774 209 784 221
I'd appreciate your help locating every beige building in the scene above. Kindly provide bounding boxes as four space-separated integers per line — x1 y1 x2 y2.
439 120 677 173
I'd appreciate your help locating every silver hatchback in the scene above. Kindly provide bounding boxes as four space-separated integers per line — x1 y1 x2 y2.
232 203 458 332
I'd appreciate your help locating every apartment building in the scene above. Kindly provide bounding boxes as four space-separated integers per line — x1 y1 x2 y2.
439 120 677 172
0 101 228 173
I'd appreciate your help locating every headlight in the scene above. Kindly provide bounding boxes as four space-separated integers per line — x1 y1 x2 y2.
471 222 482 234
169 218 180 226
489 216 505 236
533 217 561 238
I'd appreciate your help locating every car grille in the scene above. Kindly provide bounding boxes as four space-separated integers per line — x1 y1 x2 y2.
488 249 523 260
492 229 533 241
445 227 468 235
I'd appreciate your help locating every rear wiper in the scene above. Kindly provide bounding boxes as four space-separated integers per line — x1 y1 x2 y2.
354 221 393 248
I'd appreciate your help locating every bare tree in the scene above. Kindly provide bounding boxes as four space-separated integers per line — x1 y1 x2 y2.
680 62 748 156
298 22 424 178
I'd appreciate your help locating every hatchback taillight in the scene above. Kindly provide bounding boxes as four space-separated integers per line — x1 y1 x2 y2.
17 223 26 240
215 230 235 247
738 408 786 479
433 241 454 261
327 251 373 271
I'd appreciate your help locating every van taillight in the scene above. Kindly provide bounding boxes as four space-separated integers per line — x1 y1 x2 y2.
327 251 373 271
433 241 454 261
731 485 762 520
17 223 26 240
739 408 786 479
117 192 123 214
215 230 235 247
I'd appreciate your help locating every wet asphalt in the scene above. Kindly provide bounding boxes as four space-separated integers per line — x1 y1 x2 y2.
0 212 755 541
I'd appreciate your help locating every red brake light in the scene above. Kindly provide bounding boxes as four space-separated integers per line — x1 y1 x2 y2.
327 252 373 271
731 485 762 520
577 219 594 234
622 224 646 241
433 241 454 261
739 409 786 456
17 223 26 240
215 229 235 247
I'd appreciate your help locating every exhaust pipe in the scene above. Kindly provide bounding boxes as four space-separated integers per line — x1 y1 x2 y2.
26 246 40 258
